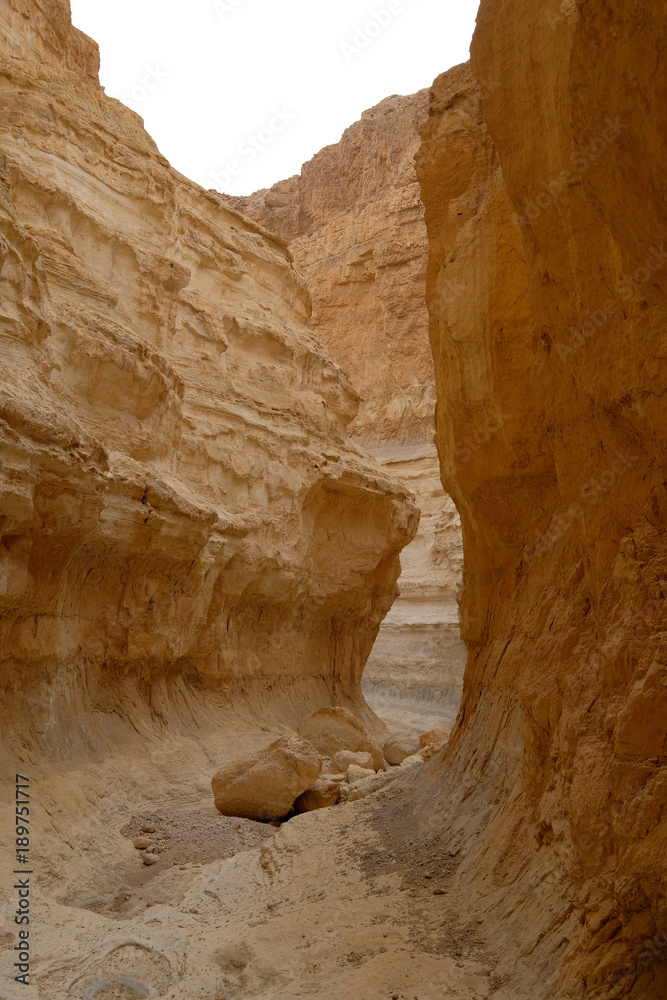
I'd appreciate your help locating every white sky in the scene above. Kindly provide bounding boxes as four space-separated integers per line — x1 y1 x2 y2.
69 0 481 197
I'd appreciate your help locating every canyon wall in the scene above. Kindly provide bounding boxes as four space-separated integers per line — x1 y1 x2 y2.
224 90 467 725
415 8 667 998
0 0 419 758
223 90 434 448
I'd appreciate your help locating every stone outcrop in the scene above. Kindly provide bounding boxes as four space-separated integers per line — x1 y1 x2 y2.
297 706 384 769
211 737 321 820
222 91 433 448
416 11 667 996
223 91 466 729
0 0 418 757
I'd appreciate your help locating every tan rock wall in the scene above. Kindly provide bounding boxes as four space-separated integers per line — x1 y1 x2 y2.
0 0 418 757
224 88 469 726
416 10 667 997
224 89 434 447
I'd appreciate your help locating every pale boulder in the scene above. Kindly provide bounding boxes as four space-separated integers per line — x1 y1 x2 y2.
419 728 451 748
347 764 376 783
294 779 341 813
297 707 384 769
383 733 421 766
400 754 424 769
211 737 321 821
331 750 374 773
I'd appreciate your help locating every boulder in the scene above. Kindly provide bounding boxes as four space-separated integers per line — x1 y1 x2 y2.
419 728 451 748
297 707 384 769
383 733 421 766
400 753 424 768
330 750 374 773
347 764 376 783
211 737 321 821
421 741 448 761
294 779 341 813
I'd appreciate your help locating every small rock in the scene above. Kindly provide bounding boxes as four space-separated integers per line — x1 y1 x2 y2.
383 733 421 765
142 853 159 866
331 749 374 772
419 728 451 749
294 778 341 812
433 888 446 895
320 772 347 783
420 741 447 761
400 753 424 768
141 826 156 834
347 764 376 783
133 837 152 850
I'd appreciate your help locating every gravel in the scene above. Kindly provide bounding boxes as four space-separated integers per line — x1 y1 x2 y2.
120 809 275 869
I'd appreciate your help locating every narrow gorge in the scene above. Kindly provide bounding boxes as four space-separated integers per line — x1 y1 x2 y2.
224 89 466 733
0 1 665 999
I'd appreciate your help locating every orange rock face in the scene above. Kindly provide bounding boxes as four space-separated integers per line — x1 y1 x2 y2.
417 10 667 997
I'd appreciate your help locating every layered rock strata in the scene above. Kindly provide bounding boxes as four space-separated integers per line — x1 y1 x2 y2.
0 0 418 757
415 14 667 997
223 90 467 727
362 444 464 728
223 90 433 448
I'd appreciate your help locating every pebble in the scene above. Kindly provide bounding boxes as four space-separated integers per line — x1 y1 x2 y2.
142 853 159 866
133 837 152 850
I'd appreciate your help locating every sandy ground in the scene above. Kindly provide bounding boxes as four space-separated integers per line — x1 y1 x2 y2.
0 697 521 1000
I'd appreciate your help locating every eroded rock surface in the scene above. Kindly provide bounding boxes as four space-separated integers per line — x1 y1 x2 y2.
415 14 667 997
224 90 467 730
0 0 418 759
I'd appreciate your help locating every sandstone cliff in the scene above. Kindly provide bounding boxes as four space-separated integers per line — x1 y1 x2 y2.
0 0 418 760
223 90 467 728
415 13 667 997
224 90 434 447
